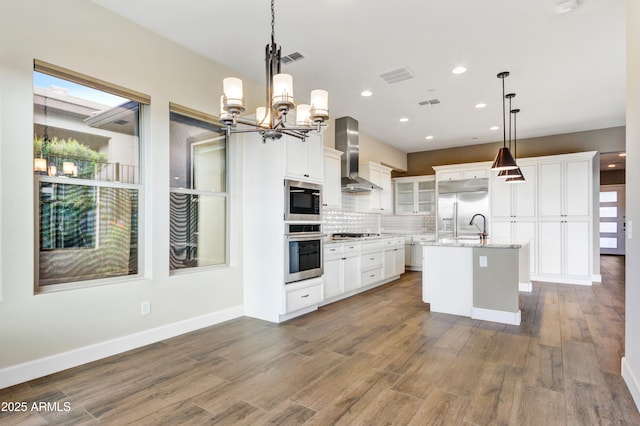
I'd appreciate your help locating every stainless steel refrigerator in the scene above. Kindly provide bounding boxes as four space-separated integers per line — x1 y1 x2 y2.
437 179 489 240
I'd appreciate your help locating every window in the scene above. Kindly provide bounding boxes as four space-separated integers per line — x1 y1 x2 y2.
169 105 228 271
34 61 146 288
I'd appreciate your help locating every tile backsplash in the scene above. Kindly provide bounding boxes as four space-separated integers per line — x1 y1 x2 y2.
322 193 436 235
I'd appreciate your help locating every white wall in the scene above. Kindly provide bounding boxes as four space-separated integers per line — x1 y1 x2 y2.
323 117 408 171
0 0 263 387
622 0 640 409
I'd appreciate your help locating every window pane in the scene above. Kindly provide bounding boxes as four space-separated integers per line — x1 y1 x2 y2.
34 72 140 184
39 184 139 286
600 222 617 233
600 237 618 248
170 193 226 269
600 206 618 218
599 191 617 203
169 112 226 192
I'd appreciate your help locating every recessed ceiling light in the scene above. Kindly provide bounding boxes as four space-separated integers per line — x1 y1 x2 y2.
490 126 500 131
608 164 616 168
619 152 627 157
399 117 409 122
361 90 372 97
475 103 487 109
425 135 434 140
452 66 467 75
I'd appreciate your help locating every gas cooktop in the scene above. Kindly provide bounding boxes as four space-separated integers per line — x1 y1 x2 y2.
331 232 381 240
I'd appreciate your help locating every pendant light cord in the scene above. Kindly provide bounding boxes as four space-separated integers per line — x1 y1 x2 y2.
271 0 275 46
501 76 506 148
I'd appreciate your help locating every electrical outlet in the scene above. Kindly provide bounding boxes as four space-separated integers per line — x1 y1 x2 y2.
141 301 151 316
479 256 488 268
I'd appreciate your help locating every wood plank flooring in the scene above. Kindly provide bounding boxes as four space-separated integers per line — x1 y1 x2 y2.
1 255 638 425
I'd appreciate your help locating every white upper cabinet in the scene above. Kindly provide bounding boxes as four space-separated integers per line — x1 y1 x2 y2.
284 133 324 183
538 156 591 218
323 147 342 209
358 162 393 214
393 176 436 215
491 163 537 219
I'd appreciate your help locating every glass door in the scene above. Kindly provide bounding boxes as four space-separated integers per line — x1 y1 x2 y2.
599 184 625 255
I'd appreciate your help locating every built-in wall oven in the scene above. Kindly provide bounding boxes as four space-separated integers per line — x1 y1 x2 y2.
285 224 323 283
285 180 322 221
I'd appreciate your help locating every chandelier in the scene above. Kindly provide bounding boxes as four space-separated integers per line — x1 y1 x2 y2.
220 0 329 142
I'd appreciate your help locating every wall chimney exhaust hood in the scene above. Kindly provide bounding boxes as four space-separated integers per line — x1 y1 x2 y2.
335 116 382 192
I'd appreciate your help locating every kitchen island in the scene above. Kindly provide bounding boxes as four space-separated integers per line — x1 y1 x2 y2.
422 239 531 325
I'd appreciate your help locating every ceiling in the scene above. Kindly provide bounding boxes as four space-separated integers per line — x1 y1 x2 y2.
92 0 626 154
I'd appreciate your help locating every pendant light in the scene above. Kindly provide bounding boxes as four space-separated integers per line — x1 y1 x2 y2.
491 72 518 171
506 108 526 183
497 93 522 179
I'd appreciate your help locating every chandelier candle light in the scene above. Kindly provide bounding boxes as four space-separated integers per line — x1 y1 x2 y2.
220 0 329 142
491 72 518 171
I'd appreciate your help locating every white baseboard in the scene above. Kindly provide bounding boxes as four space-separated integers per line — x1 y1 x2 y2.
592 274 602 283
622 357 640 411
471 307 521 325
519 282 532 292
531 275 593 286
0 305 244 390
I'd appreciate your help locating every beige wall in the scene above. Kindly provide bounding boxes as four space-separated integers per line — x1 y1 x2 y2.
323 117 408 172
600 169 625 185
0 0 261 384
404 126 625 176
623 0 640 409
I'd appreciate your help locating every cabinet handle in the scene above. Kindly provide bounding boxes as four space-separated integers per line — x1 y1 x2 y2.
348 246 355 249
369 274 375 278
341 257 346 260
323 203 328 206
301 294 309 298
304 174 310 178
370 257 375 260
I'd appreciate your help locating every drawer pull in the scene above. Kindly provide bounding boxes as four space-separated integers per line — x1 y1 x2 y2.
341 257 347 260
301 294 309 298
370 257 375 260
369 274 375 278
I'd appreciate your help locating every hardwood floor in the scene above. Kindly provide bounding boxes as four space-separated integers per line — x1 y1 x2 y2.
1 255 638 425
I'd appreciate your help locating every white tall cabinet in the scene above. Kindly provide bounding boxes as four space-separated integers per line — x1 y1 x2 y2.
536 154 596 283
489 151 599 285
242 132 325 323
490 162 538 280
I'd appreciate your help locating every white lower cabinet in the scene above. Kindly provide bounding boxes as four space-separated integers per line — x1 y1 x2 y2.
383 238 405 279
284 278 324 313
323 243 361 300
323 238 402 305
538 219 591 282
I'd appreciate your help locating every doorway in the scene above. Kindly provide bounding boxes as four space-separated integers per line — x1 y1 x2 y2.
600 184 626 255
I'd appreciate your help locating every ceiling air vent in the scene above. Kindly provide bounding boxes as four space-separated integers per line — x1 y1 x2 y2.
378 67 414 84
418 98 441 106
281 52 304 65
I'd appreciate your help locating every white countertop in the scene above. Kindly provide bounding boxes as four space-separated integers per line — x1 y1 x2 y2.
421 238 529 249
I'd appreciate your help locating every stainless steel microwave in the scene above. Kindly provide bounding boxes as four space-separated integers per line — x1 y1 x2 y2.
284 180 322 221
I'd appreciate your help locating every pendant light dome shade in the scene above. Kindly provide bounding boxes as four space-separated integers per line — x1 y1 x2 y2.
498 167 522 178
491 147 518 171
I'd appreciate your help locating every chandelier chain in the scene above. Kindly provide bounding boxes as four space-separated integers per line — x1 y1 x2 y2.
271 0 275 45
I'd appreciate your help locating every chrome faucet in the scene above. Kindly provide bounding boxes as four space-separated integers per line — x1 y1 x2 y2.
469 213 488 240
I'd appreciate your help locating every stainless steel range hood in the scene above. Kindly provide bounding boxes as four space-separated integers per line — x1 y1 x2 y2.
335 116 382 192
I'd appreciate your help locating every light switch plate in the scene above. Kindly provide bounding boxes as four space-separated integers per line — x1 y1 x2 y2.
141 301 151 316
628 220 633 239
479 256 488 267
